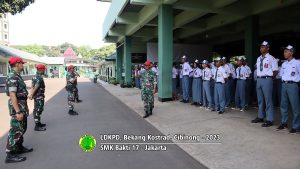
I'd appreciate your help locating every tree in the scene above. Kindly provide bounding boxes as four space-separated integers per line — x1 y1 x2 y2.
14 44 45 56
77 45 91 58
0 0 35 15
58 42 78 54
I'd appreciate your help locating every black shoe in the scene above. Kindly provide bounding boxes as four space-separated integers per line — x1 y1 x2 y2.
143 111 150 118
218 111 224 114
289 128 300 134
5 153 26 163
75 99 82 103
180 100 186 103
149 109 153 115
68 110 79 115
251 117 264 123
211 109 216 112
262 121 273 127
17 146 33 154
34 125 46 131
39 122 46 127
277 123 288 130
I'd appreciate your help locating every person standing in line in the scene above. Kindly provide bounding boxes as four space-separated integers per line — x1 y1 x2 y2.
202 60 213 110
212 57 229 114
172 63 178 100
251 41 278 127
191 60 203 106
277 45 300 133
181 56 192 103
233 56 249 112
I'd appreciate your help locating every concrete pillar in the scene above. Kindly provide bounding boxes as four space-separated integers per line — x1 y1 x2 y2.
124 36 132 86
158 4 173 102
116 45 122 83
245 15 259 69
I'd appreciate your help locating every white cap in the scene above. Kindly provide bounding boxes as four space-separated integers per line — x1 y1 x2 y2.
182 55 186 59
221 57 226 60
238 56 245 61
261 41 270 47
214 57 221 61
195 59 199 63
202 60 209 64
285 45 295 53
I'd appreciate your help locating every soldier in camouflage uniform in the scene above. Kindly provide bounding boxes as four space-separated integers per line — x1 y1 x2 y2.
29 64 46 131
140 61 157 118
74 68 82 103
5 57 33 163
66 65 79 115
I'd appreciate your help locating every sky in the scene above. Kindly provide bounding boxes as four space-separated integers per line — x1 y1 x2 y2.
8 0 111 49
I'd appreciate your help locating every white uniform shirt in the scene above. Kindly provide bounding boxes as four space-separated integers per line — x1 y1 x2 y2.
276 66 282 79
182 62 192 76
228 63 236 79
256 53 278 77
193 68 202 78
213 66 228 83
244 65 252 79
281 58 300 82
172 67 178 78
202 67 212 81
151 67 158 74
236 66 249 80
179 69 183 79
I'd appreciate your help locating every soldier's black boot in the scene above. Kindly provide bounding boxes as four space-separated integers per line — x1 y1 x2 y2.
143 111 150 118
149 108 153 116
5 152 26 163
17 145 33 154
75 99 82 103
68 110 79 115
34 123 46 131
39 122 46 127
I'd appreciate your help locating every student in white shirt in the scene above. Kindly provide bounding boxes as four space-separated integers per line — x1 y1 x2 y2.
202 60 213 109
212 57 229 114
180 56 192 103
251 41 278 127
277 45 300 133
191 60 203 106
233 57 249 112
172 63 178 100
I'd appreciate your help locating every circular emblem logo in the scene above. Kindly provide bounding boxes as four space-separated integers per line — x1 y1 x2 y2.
79 134 96 152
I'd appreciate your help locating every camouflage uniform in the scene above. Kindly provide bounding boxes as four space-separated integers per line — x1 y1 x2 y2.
74 71 80 101
66 72 77 110
140 69 157 113
32 73 45 124
5 70 29 153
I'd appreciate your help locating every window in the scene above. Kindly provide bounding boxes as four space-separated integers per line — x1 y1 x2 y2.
4 24 7 29
4 14 7 19
4 34 8 40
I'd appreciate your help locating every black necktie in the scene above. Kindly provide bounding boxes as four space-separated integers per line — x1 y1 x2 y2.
239 67 241 78
215 68 218 80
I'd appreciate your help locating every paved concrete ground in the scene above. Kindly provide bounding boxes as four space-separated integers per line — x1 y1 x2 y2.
0 78 207 169
100 81 300 169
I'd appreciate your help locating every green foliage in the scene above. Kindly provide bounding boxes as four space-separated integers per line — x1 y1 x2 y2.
14 44 45 56
13 43 116 62
0 0 35 15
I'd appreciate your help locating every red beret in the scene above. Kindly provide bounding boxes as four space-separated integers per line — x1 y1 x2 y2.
36 64 46 69
68 65 75 69
144 61 152 66
9 57 26 65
